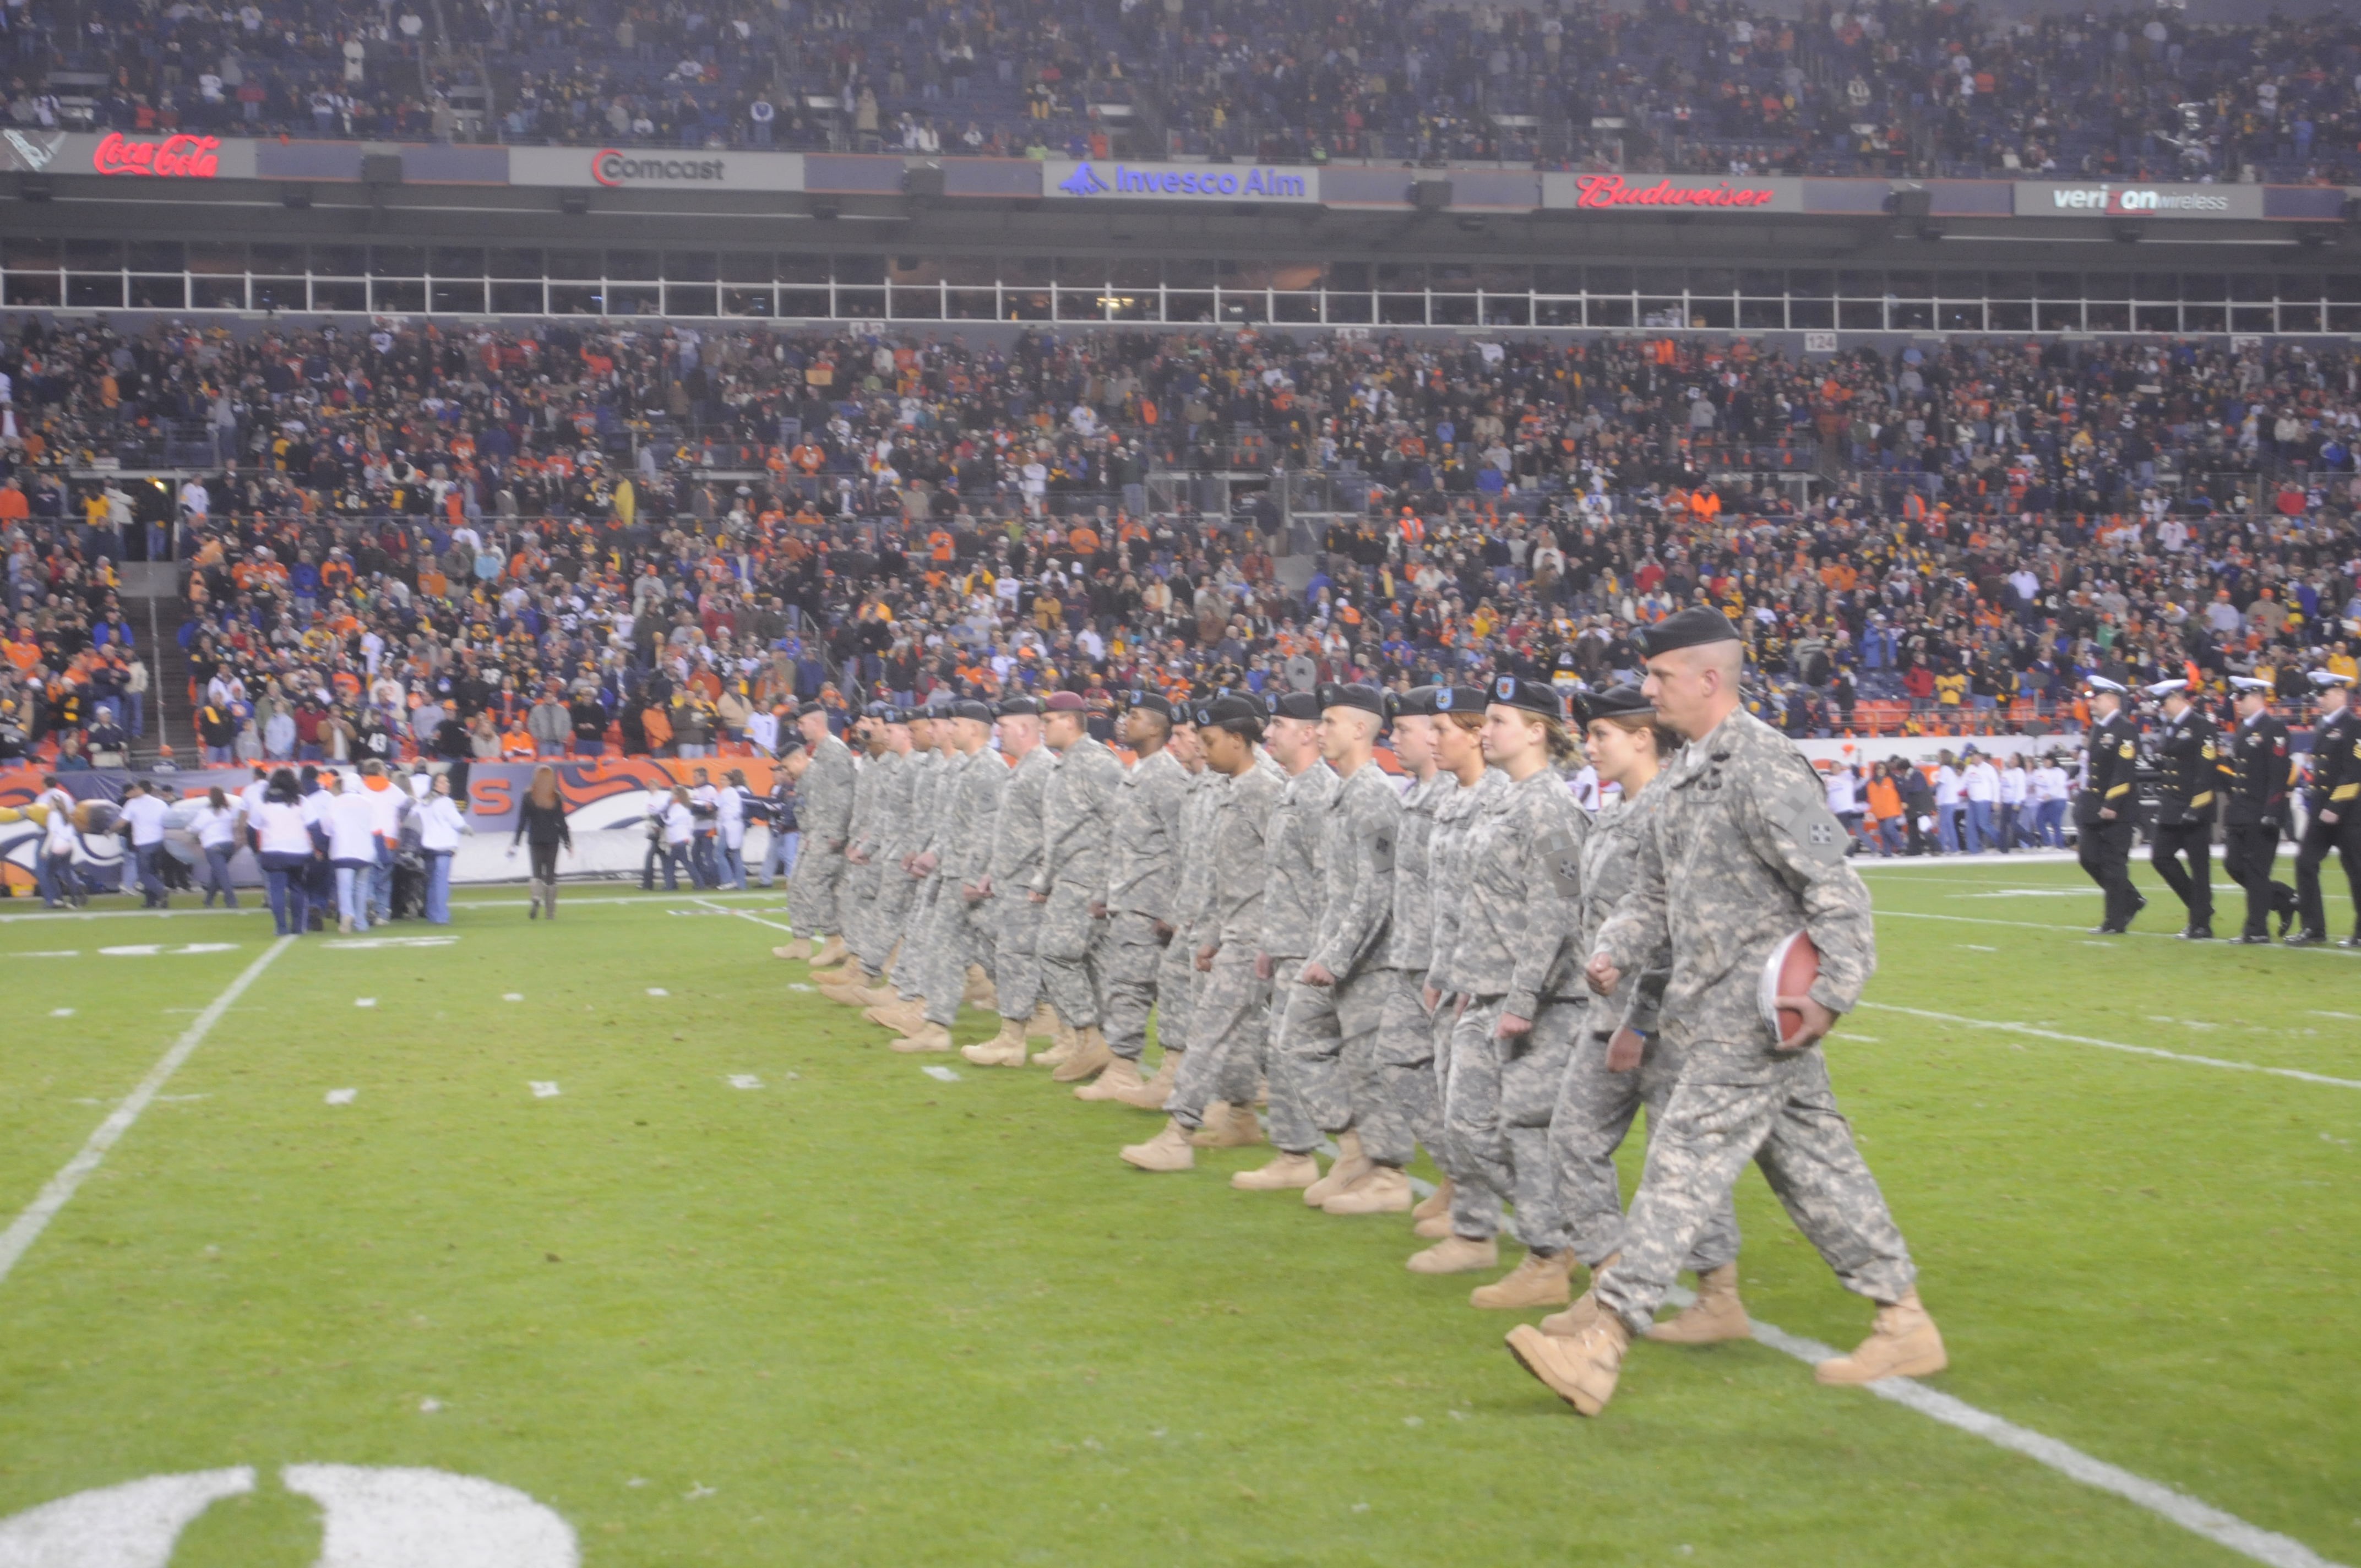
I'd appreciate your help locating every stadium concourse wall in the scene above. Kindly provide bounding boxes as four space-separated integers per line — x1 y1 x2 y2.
0 759 792 893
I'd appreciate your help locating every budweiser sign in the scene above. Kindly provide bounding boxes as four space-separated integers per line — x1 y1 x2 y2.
91 132 223 178
1571 174 1775 209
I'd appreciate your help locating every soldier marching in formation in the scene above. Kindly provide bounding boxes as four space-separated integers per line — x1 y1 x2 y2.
774 603 2358 1417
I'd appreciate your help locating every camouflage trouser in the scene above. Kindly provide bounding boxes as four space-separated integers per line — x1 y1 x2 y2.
991 893 1044 1022
1037 883 1107 1029
1262 971 1326 1156
889 873 939 997
786 843 845 937
855 860 916 976
1596 1044 1916 1336
1152 927 1199 1054
922 883 986 1027
1430 992 1504 1240
1100 912 1164 1061
1444 997 1578 1253
1167 949 1266 1129
1366 968 1439 1168
839 859 884 969
1271 967 1385 1146
1550 1025 1739 1273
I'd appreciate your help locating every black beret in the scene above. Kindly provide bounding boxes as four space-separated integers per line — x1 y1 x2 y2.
1580 683 1655 723
1318 682 1385 718
1491 674 1567 721
1196 694 1265 729
949 699 994 723
995 695 1043 717
776 735 808 755
1386 685 1439 720
1125 689 1176 720
1638 607 1742 655
1429 685 1492 715
1266 690 1321 722
793 700 829 719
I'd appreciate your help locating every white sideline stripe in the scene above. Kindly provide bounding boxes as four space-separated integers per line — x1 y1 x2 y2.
0 935 293 1291
1876 908 2361 956
1734 1310 2348 1568
0 890 787 923
1858 1003 2361 1090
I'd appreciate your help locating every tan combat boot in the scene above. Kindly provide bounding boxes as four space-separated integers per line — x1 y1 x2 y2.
1412 1206 1457 1240
1540 1254 1616 1337
1411 1176 1454 1223
1188 1102 1264 1148
1301 1129 1370 1207
1230 1152 1320 1191
1647 1264 1751 1345
809 934 849 970
961 1017 1031 1067
889 1021 955 1053
1031 1014 1079 1066
1074 1055 1146 1101
1814 1291 1947 1385
808 963 856 987
863 1000 926 1033
1406 1235 1499 1275
963 964 998 1010
1120 1119 1196 1172
1024 1004 1060 1043
773 939 813 961
1112 1051 1177 1109
1471 1249 1576 1310
1050 1025 1114 1084
1505 1315 1631 1417
853 982 900 1007
1321 1164 1413 1215
818 979 873 1006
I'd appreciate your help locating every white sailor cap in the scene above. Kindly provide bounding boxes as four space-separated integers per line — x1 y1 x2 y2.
2229 676 2275 694
2142 678 2189 699
2308 670 2357 689
2085 675 2128 695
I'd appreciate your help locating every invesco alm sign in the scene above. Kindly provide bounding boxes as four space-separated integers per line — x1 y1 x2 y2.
1046 160 1319 204
2013 181 2262 220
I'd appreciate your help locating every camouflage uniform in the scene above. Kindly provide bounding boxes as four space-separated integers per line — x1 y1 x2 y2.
1372 770 1449 1168
1101 746 1191 1061
1275 758 1399 1142
921 747 1005 1028
1261 759 1339 1156
885 746 946 998
1154 768 1222 1054
1167 755 1285 1129
1591 708 1912 1335
787 731 857 938
1424 767 1509 1239
841 746 898 971
1439 766 1588 1253
986 743 1055 1023
1034 734 1124 1028
1548 773 1739 1273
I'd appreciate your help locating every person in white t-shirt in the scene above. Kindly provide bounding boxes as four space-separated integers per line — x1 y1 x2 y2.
1996 754 2030 851
1824 761 1865 851
2030 754 2071 847
1932 751 1964 853
192 785 245 908
252 768 322 935
1961 750 2000 853
414 773 471 925
119 779 173 908
35 774 85 908
324 772 384 933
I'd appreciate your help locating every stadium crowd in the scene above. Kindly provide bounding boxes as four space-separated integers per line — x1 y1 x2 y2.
8 0 2361 178
2 315 2360 781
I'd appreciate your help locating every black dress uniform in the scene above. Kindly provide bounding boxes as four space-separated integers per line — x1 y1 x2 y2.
2147 703 2229 937
2074 704 2145 932
2221 705 2295 941
2292 697 2361 944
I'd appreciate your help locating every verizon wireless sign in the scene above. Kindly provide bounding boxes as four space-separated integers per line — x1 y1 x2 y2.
2014 181 2262 220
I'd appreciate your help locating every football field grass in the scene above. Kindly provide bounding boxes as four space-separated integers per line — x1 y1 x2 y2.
0 853 2353 1566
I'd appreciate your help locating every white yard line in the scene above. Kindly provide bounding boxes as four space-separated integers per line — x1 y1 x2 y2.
1874 908 2361 955
696 898 797 936
0 935 294 1291
1857 1003 2361 1091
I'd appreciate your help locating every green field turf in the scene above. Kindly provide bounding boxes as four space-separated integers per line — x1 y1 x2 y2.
0 856 2353 1567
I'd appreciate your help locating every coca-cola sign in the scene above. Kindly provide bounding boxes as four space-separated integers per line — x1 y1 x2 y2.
91 133 223 178
1541 171 1803 214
